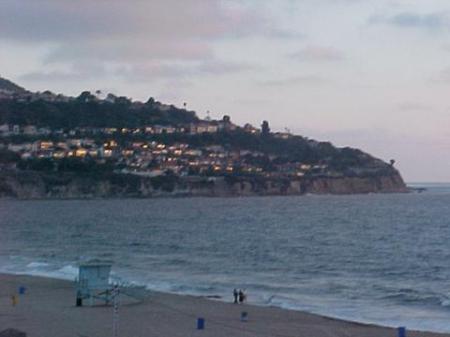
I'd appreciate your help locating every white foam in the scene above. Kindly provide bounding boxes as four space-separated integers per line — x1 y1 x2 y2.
26 262 50 268
3 261 79 281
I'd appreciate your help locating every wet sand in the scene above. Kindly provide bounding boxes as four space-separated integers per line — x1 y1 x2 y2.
0 273 448 337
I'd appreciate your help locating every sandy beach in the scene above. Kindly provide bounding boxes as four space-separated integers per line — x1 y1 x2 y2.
0 274 448 337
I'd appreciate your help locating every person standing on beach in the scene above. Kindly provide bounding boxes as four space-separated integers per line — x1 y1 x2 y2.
233 288 238 303
238 289 245 303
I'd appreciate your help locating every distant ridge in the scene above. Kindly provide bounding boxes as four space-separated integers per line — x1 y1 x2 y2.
0 75 408 198
0 76 27 93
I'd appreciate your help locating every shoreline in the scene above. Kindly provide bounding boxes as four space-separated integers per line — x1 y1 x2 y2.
1 273 448 337
0 189 411 201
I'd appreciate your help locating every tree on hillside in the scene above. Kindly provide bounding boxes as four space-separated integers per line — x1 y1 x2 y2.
77 91 96 103
261 120 270 137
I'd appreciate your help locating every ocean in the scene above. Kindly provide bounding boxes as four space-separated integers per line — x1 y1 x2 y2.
1 184 450 332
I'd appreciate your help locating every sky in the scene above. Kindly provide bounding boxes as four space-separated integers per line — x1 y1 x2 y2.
0 0 449 182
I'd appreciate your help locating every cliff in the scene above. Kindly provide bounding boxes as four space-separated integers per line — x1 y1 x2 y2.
0 170 407 199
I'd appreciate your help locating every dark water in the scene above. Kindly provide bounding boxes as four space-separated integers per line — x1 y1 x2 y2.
1 185 450 332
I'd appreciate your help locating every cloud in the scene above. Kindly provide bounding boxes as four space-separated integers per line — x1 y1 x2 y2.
123 60 257 81
43 40 214 64
369 11 450 32
0 1 262 42
289 46 344 62
20 71 94 82
398 102 434 112
0 0 275 83
21 59 257 84
196 61 259 75
266 29 305 40
430 67 450 83
260 75 328 87
19 62 109 82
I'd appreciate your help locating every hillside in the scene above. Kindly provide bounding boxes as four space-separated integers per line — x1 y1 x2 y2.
0 77 407 198
0 90 198 128
0 76 27 93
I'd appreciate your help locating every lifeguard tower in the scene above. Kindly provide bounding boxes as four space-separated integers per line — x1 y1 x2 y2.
76 261 113 306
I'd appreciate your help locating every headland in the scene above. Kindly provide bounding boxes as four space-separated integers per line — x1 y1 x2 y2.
0 77 407 199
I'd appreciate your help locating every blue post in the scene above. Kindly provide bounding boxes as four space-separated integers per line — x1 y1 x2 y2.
398 327 406 337
240 311 248 322
197 318 205 330
18 286 26 295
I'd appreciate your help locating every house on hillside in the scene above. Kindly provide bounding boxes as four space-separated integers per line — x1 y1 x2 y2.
243 123 260 134
274 132 291 140
216 115 237 131
189 122 218 134
23 125 37 135
153 125 177 134
0 124 10 135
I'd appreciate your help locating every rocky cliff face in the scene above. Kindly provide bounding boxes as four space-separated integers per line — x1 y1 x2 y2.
301 173 407 195
0 170 407 199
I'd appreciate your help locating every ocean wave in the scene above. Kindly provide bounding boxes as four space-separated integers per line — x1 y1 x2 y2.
25 263 79 280
26 261 50 268
379 290 450 309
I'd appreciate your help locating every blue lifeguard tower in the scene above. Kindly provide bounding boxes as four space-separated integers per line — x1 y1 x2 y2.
76 261 113 306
